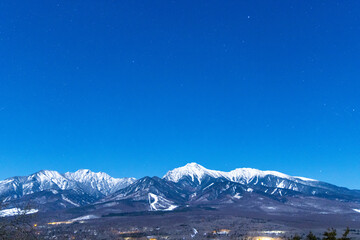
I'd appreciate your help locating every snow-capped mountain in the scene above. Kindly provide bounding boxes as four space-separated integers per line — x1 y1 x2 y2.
163 163 360 201
0 169 135 204
64 169 135 196
163 162 316 185
0 163 359 216
85 163 360 216
163 163 226 184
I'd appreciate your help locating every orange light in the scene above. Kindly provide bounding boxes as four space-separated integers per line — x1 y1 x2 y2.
253 237 276 240
48 221 73 225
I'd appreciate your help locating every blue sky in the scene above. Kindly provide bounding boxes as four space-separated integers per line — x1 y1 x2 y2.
0 1 359 189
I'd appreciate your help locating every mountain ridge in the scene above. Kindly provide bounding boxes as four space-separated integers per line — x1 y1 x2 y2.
163 162 318 184
1 163 359 216
0 169 136 203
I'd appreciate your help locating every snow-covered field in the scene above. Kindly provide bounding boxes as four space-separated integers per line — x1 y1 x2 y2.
0 208 38 217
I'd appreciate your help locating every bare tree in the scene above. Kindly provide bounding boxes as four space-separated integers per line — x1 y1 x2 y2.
0 202 40 240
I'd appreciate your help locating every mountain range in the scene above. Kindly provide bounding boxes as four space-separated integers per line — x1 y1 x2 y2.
1 163 360 218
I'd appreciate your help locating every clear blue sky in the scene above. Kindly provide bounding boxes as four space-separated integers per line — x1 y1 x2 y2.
0 1 359 189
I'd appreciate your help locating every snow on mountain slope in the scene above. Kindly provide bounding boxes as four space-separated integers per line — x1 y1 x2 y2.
163 163 226 184
163 163 360 201
163 162 318 186
227 168 292 184
23 170 76 194
162 163 333 197
1 163 359 215
64 169 135 196
294 176 317 182
105 176 186 203
148 193 178 211
0 169 135 202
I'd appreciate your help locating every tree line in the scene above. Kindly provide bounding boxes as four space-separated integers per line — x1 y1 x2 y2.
289 228 351 240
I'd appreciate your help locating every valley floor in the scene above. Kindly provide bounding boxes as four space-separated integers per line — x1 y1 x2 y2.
31 207 360 239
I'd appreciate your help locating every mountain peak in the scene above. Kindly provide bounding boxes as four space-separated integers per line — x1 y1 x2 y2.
163 163 224 183
185 162 203 168
31 170 67 183
164 163 318 185
67 169 112 180
0 169 136 201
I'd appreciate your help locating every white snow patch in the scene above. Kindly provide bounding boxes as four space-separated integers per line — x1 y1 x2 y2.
233 193 242 199
295 176 318 182
271 188 277 195
164 204 178 211
71 215 98 222
277 180 285 188
0 208 38 217
148 193 178 211
148 193 159 211
61 194 80 207
50 189 58 194
202 183 214 190
191 228 198 238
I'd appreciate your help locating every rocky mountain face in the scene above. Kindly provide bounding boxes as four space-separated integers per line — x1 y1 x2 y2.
0 169 135 209
163 163 360 201
93 163 360 214
1 163 360 216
